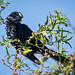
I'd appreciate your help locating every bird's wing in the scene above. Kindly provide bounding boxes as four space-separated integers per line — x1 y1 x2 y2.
19 24 69 64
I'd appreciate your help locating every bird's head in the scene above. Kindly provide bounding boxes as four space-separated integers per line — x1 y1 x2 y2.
6 12 23 24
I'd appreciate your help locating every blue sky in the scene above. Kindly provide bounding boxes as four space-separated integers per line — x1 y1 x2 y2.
0 0 75 75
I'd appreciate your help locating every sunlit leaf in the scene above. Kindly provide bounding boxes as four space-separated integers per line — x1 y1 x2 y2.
16 64 22 70
42 31 48 36
51 64 55 69
43 37 46 48
3 1 10 7
23 48 32 54
60 16 63 20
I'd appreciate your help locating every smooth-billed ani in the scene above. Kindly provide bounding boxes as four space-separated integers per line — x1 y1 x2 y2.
5 12 68 64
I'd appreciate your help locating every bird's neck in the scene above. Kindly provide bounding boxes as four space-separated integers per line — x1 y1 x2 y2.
6 21 21 27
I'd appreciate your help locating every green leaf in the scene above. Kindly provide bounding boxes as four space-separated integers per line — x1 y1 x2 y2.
45 16 48 25
55 10 58 14
47 24 52 29
60 16 63 20
51 64 55 69
61 29 63 37
45 37 49 42
52 24 55 29
42 31 48 36
2 35 6 42
64 31 69 40
6 47 9 55
23 48 32 54
66 36 73 41
6 39 12 44
55 36 57 41
4 55 8 58
43 37 46 48
65 41 72 48
65 23 68 27
24 42 28 47
41 57 47 62
38 71 42 75
58 42 60 51
17 58 22 62
4 1 7 4
3 47 10 58
16 64 21 70
60 30 72 33
38 23 40 26
0 41 5 46
3 1 9 7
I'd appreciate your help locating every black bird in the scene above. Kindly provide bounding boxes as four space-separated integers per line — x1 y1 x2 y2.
5 12 68 64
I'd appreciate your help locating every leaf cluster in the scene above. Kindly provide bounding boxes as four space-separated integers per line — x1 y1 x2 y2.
0 0 9 24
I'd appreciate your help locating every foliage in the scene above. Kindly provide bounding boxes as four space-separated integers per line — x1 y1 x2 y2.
0 1 75 75
0 0 9 24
